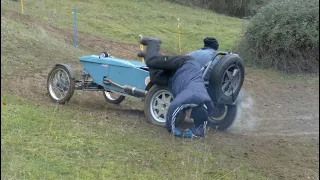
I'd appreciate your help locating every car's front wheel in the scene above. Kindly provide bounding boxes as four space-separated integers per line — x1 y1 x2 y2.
47 64 75 104
144 85 173 127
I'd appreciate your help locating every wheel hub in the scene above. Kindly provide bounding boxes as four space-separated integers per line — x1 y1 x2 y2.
221 65 241 97
150 90 173 123
48 68 70 100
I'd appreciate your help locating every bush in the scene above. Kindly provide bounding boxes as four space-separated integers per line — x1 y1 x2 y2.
167 0 270 18
235 0 319 73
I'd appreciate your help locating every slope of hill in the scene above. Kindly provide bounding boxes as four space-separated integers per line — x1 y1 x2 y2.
1 0 319 179
1 0 244 53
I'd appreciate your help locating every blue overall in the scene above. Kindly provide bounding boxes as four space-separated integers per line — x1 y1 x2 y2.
141 37 215 134
187 47 219 81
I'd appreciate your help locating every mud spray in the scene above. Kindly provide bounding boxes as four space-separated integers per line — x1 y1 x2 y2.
227 90 259 134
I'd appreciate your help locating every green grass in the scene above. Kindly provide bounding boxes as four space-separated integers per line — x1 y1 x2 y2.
0 12 92 78
1 0 245 53
1 95 268 179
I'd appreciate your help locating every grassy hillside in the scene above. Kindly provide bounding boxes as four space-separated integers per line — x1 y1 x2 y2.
1 12 88 77
0 1 265 179
1 0 319 179
1 0 244 53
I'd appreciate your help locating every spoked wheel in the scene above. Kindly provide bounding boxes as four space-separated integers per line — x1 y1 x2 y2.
47 65 75 104
102 91 125 104
208 104 237 130
144 85 174 127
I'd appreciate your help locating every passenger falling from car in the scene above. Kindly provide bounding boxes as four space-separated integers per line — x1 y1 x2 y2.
138 37 216 138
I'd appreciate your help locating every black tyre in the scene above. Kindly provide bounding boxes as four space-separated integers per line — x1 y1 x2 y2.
207 54 245 104
102 91 126 104
208 104 237 130
47 64 75 104
144 85 174 127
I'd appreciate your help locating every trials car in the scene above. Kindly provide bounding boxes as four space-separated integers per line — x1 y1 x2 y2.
47 46 245 130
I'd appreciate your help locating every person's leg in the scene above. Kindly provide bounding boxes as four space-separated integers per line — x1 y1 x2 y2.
191 104 208 127
166 88 212 138
183 104 208 138
146 55 191 72
204 101 214 117
191 105 208 128
166 90 197 135
138 37 191 72
166 99 183 136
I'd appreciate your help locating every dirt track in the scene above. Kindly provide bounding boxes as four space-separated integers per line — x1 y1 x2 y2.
231 73 319 140
2 11 319 179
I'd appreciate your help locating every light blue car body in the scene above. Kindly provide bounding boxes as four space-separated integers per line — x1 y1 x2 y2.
78 55 150 93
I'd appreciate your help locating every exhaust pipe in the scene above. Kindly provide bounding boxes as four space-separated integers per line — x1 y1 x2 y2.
123 85 147 97
103 77 147 97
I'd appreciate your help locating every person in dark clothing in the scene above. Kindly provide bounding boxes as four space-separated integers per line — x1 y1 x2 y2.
187 37 220 82
145 37 220 91
138 37 214 138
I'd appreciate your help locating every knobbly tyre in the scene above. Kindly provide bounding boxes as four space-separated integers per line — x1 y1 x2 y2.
47 44 245 130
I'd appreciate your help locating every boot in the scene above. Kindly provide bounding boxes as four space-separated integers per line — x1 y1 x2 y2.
138 37 162 62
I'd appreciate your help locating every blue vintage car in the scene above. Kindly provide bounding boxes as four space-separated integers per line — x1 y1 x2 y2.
47 48 245 131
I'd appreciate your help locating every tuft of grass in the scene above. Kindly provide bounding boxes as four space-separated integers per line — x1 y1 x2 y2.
1 0 245 53
1 95 268 179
